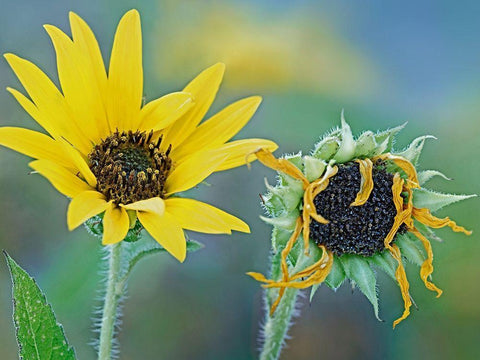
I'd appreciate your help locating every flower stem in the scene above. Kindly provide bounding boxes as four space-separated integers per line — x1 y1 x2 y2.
98 243 123 360
260 288 299 360
259 228 300 360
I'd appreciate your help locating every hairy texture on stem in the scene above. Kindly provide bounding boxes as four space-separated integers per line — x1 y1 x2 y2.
260 288 300 360
259 230 302 360
97 243 125 360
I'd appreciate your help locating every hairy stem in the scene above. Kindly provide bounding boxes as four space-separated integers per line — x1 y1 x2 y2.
260 288 299 360
98 243 123 360
259 228 301 360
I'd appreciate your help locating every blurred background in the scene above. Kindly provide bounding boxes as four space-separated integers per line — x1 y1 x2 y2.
0 0 479 359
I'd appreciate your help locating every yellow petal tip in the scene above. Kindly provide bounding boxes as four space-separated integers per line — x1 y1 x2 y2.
66 213 76 231
4 53 17 62
68 11 79 19
67 223 75 232
43 24 61 34
173 251 187 263
209 62 226 75
124 9 140 19
239 224 251 233
250 95 263 104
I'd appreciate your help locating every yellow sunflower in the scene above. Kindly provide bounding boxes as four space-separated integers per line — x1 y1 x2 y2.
0 9 277 262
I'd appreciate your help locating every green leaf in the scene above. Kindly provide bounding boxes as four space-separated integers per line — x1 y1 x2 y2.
340 255 381 321
261 190 287 217
396 233 425 267
396 135 436 165
299 245 338 302
325 256 346 291
287 240 302 268
312 127 341 161
354 131 377 158
417 170 451 185
278 153 304 187
333 111 356 163
186 239 204 252
415 222 443 243
4 252 76 360
265 184 303 213
303 156 326 182
84 214 143 243
276 239 324 302
291 240 323 271
260 213 298 231
369 251 398 280
271 226 292 252
278 173 304 194
284 152 304 171
312 136 339 161
374 122 407 152
309 283 321 302
413 188 477 212
84 214 104 237
120 235 204 279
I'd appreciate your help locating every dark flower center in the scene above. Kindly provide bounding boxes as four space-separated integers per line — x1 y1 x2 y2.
309 161 405 256
88 130 172 205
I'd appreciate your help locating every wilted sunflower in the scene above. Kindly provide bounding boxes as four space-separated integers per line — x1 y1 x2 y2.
248 116 474 328
0 10 277 262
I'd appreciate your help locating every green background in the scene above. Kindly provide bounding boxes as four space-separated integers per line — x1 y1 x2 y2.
0 0 478 359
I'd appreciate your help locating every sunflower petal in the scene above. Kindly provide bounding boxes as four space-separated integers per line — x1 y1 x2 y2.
58 139 97 187
69 12 108 103
351 158 374 206
210 139 278 172
107 9 143 131
254 148 309 188
121 197 165 215
412 207 472 235
102 203 129 245
389 244 412 328
44 24 108 142
166 197 249 234
171 96 262 160
6 87 43 128
0 127 72 168
29 159 92 198
165 150 228 194
410 228 443 297
374 153 419 188
4 54 91 154
139 92 194 132
163 63 225 148
137 211 186 262
67 191 108 230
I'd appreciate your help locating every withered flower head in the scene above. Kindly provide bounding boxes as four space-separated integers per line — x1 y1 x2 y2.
248 115 474 327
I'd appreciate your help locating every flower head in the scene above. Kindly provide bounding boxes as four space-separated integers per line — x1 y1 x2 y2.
0 10 277 262
248 114 475 327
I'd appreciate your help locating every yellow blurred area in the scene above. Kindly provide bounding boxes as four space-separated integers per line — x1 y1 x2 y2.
153 1 378 97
